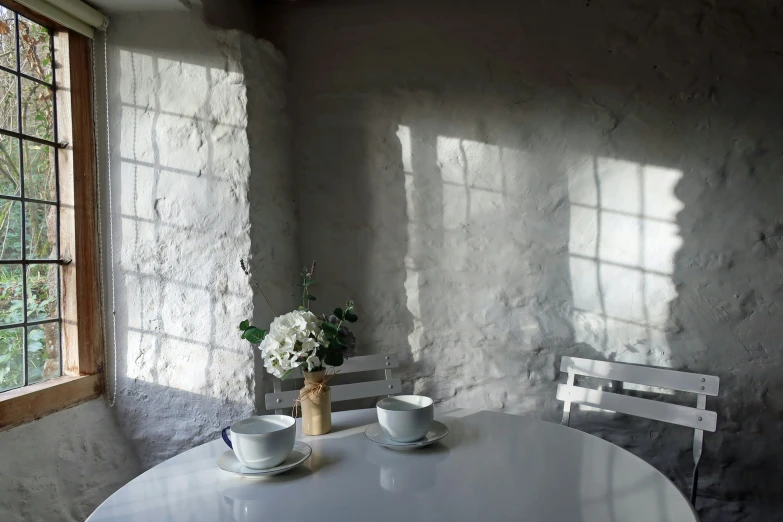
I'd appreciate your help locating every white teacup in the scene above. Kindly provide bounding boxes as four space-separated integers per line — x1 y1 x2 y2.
376 395 434 442
221 415 296 469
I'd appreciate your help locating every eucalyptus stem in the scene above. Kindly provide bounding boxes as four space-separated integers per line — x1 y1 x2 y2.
300 272 309 310
300 261 316 310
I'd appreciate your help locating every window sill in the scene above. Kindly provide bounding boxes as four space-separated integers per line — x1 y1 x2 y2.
0 374 102 432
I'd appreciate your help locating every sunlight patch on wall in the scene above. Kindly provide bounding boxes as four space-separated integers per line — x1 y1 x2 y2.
397 125 545 377
117 48 252 394
568 156 683 368
435 135 505 230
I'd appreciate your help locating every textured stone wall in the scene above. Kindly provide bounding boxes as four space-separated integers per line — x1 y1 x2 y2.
241 32 300 405
101 10 295 470
282 1 783 520
0 400 139 522
4 0 782 520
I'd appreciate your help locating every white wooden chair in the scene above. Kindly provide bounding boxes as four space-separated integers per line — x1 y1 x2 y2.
556 356 719 505
265 354 401 414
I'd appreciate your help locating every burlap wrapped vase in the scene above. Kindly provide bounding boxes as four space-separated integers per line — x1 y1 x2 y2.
300 370 332 435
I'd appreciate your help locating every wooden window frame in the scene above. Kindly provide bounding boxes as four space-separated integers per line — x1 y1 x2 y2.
0 0 104 431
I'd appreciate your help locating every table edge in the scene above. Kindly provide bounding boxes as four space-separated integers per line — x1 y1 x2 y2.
86 408 699 522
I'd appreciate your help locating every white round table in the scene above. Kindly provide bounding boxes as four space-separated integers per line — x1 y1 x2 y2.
87 408 697 522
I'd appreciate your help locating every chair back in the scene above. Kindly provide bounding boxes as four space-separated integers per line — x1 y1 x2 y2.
265 354 400 414
556 356 719 505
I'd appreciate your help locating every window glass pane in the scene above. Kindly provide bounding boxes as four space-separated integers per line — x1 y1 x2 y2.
20 77 52 140
0 6 61 395
0 7 16 71
0 69 18 132
26 263 57 321
25 201 55 259
23 140 54 201
0 326 23 391
27 322 58 384
0 199 21 259
18 17 50 83
0 264 22 325
0 134 20 196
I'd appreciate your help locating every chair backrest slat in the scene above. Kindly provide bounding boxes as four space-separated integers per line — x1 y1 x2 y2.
265 379 402 410
557 355 720 506
265 354 400 412
560 356 719 396
556 383 717 432
283 354 399 380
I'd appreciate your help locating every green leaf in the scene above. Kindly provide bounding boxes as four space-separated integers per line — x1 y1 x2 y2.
306 295 316 301
280 368 295 380
321 321 338 334
332 308 344 319
323 351 344 366
238 319 250 331
344 312 358 323
242 327 266 344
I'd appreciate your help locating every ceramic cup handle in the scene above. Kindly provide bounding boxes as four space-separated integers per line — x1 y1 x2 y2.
221 426 232 449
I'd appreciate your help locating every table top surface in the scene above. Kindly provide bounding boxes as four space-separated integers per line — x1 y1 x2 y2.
87 408 697 522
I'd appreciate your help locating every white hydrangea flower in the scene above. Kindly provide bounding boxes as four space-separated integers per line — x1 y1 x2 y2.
305 353 321 372
300 337 319 353
258 309 325 378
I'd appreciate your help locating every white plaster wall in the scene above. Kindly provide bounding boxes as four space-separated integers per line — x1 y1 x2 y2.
240 31 300 405
0 400 139 522
282 0 783 520
101 10 295 470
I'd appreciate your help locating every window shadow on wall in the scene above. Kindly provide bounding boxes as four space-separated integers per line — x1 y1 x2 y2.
279 1 783 518
291 89 694 519
100 15 260 469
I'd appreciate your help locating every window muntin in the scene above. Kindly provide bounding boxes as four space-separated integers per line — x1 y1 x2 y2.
0 5 61 392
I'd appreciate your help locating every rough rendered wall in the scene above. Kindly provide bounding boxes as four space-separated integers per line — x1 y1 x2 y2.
0 400 139 522
284 1 783 519
240 33 299 407
102 10 294 469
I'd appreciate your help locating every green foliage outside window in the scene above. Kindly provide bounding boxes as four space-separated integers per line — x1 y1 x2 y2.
0 7 59 392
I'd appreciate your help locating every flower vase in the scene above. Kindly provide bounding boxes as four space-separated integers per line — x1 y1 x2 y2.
300 370 332 435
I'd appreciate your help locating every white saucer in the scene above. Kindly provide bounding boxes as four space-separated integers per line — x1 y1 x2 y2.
365 421 449 450
217 441 312 477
